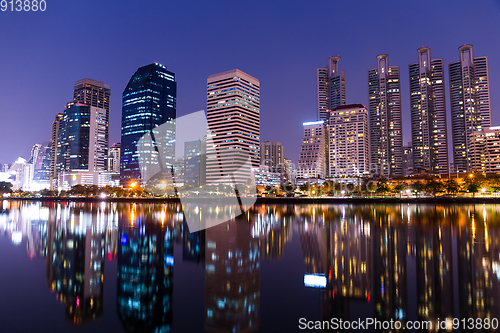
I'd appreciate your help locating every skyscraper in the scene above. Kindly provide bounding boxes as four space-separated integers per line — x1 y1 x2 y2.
409 47 448 175
184 140 206 187
108 143 121 173
49 113 63 190
297 121 327 180
260 141 284 172
368 54 403 178
206 69 260 185
328 104 369 177
316 56 346 122
73 79 111 170
56 101 109 188
120 63 176 186
449 44 491 173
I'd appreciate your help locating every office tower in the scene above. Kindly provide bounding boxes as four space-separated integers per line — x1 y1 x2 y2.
402 142 414 176
449 44 492 173
1 164 10 173
121 63 176 186
108 143 121 173
184 140 206 187
73 79 111 170
283 158 295 184
33 142 51 188
56 101 109 188
328 104 369 177
50 113 63 190
317 56 346 122
297 121 327 180
409 47 448 175
206 69 260 184
260 141 284 172
368 54 403 178
471 126 500 173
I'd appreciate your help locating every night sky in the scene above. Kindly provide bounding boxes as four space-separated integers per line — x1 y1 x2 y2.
1 0 499 166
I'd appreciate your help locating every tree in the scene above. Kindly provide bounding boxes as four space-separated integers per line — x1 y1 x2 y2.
0 181 13 194
375 178 390 196
423 177 444 197
392 181 408 197
444 178 460 196
463 173 484 198
411 180 424 197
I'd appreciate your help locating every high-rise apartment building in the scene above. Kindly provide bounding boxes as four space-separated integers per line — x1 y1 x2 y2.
121 63 176 186
368 54 403 178
449 44 491 173
206 69 260 184
402 142 414 177
409 47 448 175
260 141 284 171
108 143 121 173
50 113 63 190
328 104 369 177
471 127 500 174
297 121 327 180
317 56 346 122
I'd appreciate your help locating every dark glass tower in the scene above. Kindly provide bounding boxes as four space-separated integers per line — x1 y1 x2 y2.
120 63 177 186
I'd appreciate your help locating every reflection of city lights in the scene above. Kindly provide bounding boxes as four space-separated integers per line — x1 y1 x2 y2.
11 231 22 244
304 274 326 288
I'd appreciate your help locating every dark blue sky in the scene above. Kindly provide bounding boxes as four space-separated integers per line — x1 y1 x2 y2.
1 0 499 165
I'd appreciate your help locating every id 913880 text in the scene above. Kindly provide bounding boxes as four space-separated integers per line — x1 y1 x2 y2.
1 0 46 11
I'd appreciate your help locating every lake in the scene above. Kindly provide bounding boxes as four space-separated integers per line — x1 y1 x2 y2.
0 200 499 332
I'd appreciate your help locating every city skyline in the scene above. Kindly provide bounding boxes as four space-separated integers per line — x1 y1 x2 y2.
1 1 500 169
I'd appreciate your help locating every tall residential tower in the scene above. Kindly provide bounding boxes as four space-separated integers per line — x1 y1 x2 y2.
408 47 448 175
449 44 491 173
317 56 346 122
368 54 403 178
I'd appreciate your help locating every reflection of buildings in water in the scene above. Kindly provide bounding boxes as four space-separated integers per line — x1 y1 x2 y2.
46 204 107 324
117 224 174 333
205 219 260 333
318 215 372 328
371 223 408 324
183 220 205 264
297 220 328 275
457 214 500 319
410 225 454 322
251 208 292 260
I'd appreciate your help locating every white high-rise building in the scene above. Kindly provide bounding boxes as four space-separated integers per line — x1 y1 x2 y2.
449 44 491 173
328 104 369 177
368 54 403 178
317 56 346 122
206 69 260 184
409 47 448 175
108 143 121 173
297 121 327 180
471 126 500 174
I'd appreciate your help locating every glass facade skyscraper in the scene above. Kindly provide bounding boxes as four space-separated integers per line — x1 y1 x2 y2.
120 63 176 186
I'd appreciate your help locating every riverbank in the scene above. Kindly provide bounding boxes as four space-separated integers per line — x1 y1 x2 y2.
4 196 500 204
